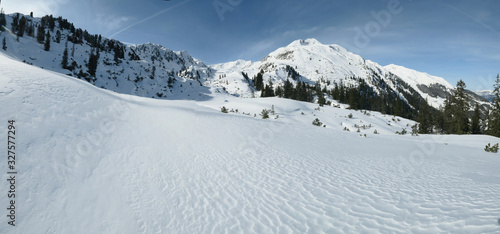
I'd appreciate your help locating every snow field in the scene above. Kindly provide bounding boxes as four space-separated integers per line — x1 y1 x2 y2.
1 52 500 233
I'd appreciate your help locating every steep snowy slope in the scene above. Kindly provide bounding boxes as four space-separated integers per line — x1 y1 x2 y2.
385 64 454 108
2 47 500 233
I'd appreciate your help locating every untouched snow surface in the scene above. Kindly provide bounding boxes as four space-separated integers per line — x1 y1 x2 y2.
1 53 500 233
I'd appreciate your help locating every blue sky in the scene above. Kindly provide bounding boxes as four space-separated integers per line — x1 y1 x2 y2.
3 0 500 90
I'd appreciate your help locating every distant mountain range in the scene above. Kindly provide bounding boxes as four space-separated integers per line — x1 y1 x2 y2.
475 90 495 102
0 13 491 114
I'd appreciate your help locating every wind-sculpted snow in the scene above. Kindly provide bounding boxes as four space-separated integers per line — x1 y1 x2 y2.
1 53 500 233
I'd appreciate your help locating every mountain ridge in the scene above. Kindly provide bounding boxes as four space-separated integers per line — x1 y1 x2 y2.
0 13 490 113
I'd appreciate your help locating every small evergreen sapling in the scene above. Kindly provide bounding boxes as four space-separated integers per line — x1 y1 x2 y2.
484 143 499 153
312 118 322 126
396 128 407 135
411 124 419 136
260 109 270 119
221 106 228 113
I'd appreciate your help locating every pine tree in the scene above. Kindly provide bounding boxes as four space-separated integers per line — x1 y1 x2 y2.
61 46 68 69
87 49 98 77
11 13 19 33
262 80 275 97
316 85 326 106
254 70 264 91
27 23 35 37
348 88 359 110
55 30 61 43
283 79 294 99
394 98 403 117
471 104 481 134
44 31 51 51
444 80 470 134
489 74 500 137
417 100 433 134
0 12 6 32
275 86 283 97
36 25 45 44
2 37 6 51
16 16 27 37
339 83 345 103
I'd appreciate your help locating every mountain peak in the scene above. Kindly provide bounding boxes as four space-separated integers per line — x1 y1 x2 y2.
287 38 323 47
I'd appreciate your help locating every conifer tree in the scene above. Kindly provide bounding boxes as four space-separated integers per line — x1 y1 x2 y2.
471 104 481 134
11 13 19 33
61 46 68 69
36 25 45 44
444 80 470 134
254 70 264 91
275 86 284 97
339 83 345 103
87 49 98 77
56 30 61 43
27 23 35 37
417 100 433 134
0 12 6 32
262 80 275 97
316 84 326 106
2 37 6 51
16 16 27 37
44 31 51 51
283 79 294 99
489 74 500 137
348 88 359 110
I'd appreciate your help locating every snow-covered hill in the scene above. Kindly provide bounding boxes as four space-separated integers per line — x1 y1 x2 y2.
2 41 500 233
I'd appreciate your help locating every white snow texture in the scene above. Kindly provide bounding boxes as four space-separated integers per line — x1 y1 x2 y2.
1 48 500 233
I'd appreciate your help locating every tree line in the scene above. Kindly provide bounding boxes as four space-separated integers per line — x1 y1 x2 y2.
252 68 500 137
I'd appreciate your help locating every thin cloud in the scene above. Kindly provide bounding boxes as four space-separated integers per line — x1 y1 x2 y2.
95 14 131 34
439 2 500 37
107 0 191 39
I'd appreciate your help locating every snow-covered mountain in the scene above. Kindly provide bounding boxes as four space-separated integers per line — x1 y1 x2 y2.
384 64 454 108
476 90 495 102
3 42 500 233
211 38 489 110
1 13 213 100
1 13 490 112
